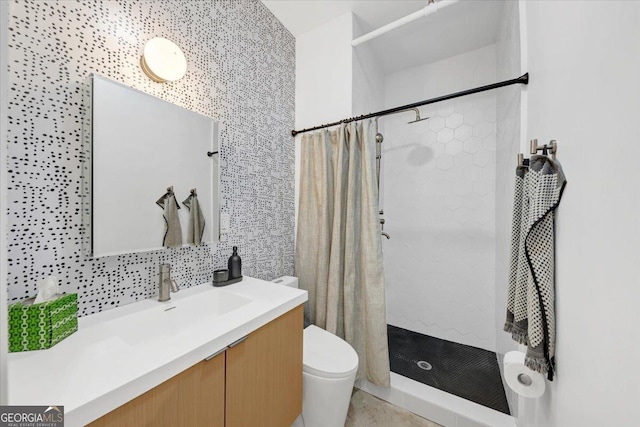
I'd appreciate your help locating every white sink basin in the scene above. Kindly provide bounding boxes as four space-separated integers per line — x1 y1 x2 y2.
115 289 252 344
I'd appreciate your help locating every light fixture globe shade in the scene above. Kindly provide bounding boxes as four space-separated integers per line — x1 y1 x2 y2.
141 37 187 83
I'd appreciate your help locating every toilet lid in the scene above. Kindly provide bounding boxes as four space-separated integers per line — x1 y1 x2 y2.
303 325 359 379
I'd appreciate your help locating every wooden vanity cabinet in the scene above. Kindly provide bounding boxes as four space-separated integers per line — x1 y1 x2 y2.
88 352 225 427
226 304 303 427
87 305 302 427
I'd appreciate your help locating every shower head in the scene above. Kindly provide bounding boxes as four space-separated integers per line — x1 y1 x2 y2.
407 108 429 124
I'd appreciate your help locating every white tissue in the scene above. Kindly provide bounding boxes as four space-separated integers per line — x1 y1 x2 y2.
34 276 60 304
503 351 546 398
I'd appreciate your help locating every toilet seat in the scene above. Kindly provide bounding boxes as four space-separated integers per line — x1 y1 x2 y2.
303 325 359 379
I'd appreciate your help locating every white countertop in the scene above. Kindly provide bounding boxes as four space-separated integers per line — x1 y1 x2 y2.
7 277 307 426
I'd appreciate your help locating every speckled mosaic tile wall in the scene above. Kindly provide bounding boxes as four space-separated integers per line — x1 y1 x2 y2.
6 0 295 316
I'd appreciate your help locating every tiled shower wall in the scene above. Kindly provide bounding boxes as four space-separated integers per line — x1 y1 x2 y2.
495 0 522 358
495 0 522 414
6 0 295 315
382 45 497 351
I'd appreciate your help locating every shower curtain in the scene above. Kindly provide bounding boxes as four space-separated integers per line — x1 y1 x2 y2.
295 120 390 387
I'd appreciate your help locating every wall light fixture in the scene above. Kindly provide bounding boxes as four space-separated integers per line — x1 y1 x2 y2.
140 37 187 83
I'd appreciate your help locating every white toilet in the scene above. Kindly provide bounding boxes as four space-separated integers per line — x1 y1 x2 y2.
273 277 359 427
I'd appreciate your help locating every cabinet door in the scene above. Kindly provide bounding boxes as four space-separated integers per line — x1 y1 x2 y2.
226 305 303 427
87 352 225 427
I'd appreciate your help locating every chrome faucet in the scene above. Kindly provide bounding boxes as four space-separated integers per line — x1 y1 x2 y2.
158 263 179 302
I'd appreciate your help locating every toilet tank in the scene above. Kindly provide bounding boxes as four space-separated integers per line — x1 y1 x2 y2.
272 276 299 289
273 276 310 328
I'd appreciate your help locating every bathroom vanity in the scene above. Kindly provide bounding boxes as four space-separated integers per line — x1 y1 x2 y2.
6 277 307 426
90 304 302 427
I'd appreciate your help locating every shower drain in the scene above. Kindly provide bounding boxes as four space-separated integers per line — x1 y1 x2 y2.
417 361 432 371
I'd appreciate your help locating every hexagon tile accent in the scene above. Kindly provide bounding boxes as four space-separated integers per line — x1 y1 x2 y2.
382 92 497 351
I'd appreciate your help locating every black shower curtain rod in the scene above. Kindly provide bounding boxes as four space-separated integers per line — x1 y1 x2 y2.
291 73 529 137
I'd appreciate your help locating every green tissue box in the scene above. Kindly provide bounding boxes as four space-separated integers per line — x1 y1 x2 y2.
8 293 78 352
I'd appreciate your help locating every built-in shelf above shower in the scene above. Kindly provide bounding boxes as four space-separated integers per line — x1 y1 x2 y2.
364 1 504 74
264 0 505 75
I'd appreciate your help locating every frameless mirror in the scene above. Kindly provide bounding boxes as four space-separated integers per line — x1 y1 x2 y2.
83 75 220 257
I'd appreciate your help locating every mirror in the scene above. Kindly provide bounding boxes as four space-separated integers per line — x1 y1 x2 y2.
83 75 220 257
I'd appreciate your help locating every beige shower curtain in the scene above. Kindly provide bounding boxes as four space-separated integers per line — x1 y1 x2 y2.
295 120 390 387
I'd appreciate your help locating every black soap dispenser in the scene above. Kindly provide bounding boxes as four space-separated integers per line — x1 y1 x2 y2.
228 246 242 280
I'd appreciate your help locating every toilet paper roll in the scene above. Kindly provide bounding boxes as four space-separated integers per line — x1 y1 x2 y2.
503 351 546 398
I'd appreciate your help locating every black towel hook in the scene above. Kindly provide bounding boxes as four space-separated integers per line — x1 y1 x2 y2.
207 151 219 157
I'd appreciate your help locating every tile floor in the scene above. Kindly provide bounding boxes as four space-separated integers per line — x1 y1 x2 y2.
346 389 442 427
388 325 510 414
